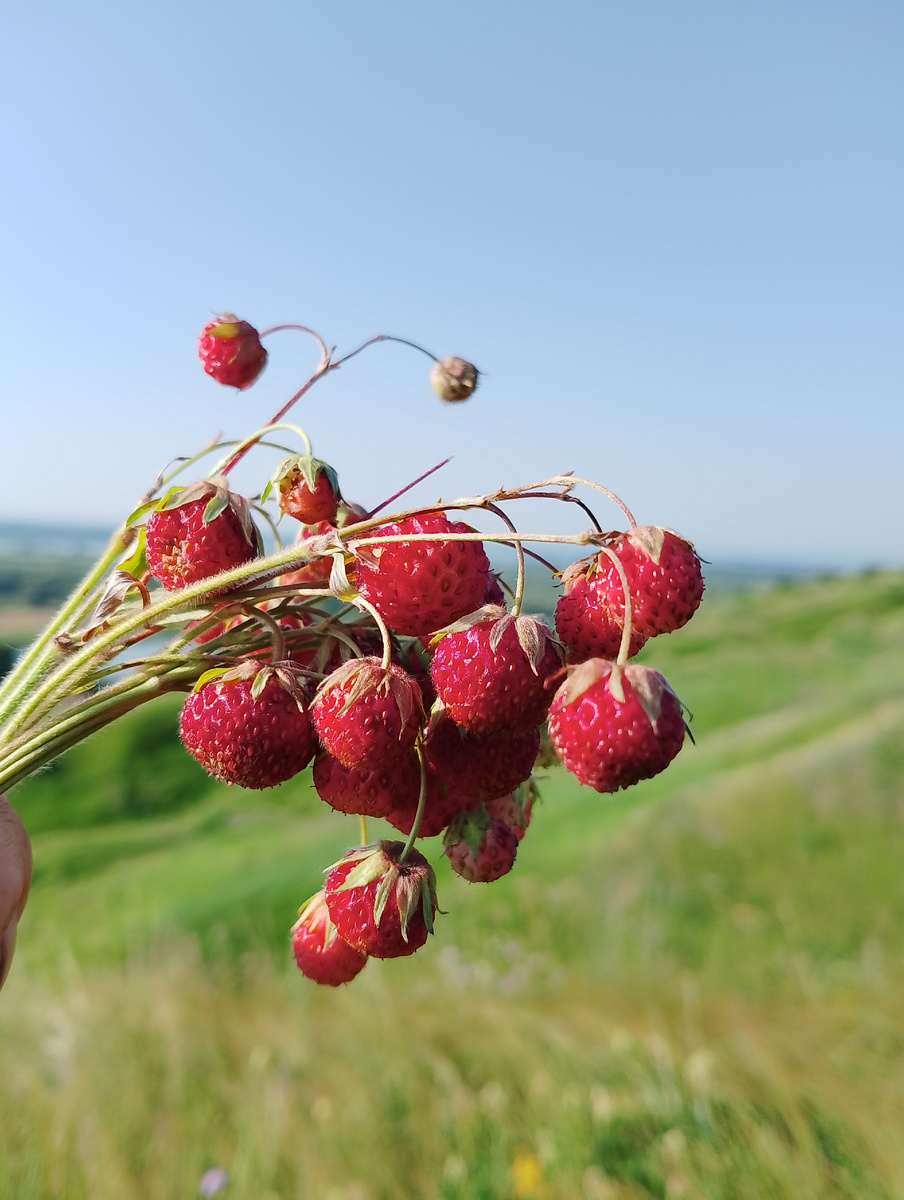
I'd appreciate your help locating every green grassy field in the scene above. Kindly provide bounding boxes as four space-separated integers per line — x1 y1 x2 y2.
2 570 904 1199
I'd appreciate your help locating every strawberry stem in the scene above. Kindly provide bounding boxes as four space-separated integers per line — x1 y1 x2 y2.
209 422 313 478
483 503 524 616
546 475 636 528
258 324 330 361
350 596 393 671
400 743 428 862
596 543 635 667
241 604 286 664
220 332 441 478
364 456 453 521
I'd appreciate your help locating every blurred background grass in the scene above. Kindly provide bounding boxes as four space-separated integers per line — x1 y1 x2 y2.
2 567 904 1199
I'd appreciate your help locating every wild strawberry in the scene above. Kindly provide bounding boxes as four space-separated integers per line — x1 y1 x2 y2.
311 657 424 771
353 511 490 637
277 520 338 590
383 758 469 839
430 356 480 402
324 841 438 959
598 528 704 638
424 716 540 807
486 778 538 842
291 891 367 986
198 315 267 389
179 663 317 789
444 807 518 883
430 609 563 737
272 455 341 525
313 749 421 818
146 480 260 591
483 572 507 606
547 660 687 792
555 556 647 662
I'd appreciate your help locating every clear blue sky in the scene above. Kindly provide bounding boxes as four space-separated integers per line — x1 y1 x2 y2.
2 0 902 567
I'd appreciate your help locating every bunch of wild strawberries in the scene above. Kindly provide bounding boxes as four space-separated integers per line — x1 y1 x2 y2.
139 316 704 987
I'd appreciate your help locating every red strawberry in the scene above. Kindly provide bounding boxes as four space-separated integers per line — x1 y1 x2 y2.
482 572 507 607
555 556 647 662
430 609 563 737
291 891 367 986
598 528 704 638
444 807 518 882
424 716 540 807
311 657 424 771
274 455 341 525
547 660 687 792
179 664 317 789
277 521 339 590
324 840 438 959
146 480 260 591
382 748 472 838
353 511 490 637
486 778 537 842
198 315 267 389
313 749 421 818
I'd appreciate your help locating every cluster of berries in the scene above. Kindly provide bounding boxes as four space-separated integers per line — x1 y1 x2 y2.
134 317 705 987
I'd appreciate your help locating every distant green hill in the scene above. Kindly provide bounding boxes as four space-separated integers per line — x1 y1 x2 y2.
3 569 904 1199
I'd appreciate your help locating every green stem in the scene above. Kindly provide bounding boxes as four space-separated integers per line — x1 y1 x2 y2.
208 422 313 478
596 544 634 669
400 743 428 862
482 503 523 616
0 526 132 723
0 664 201 794
351 596 393 671
0 539 337 742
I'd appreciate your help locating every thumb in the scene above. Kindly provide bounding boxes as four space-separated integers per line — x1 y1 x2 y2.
0 795 32 992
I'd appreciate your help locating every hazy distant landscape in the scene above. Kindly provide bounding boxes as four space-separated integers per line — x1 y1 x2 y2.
2 554 903 1198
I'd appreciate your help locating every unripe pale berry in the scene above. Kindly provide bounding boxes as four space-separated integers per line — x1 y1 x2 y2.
430 356 479 402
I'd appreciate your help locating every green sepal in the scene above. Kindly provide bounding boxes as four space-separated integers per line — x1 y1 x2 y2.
125 499 160 527
260 479 274 504
203 492 230 524
159 484 197 512
443 806 490 858
191 666 233 692
334 849 390 894
372 868 398 932
330 554 358 602
249 668 269 701
118 525 147 579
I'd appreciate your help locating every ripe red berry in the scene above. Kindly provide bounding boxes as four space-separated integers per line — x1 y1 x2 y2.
424 716 540 808
291 891 367 986
486 779 537 842
145 482 260 591
198 315 267 389
353 511 490 637
274 455 341 525
311 657 424 771
382 754 473 839
555 555 647 662
599 528 704 638
430 610 563 737
179 665 317 789
547 660 687 793
313 749 421 818
324 841 438 959
444 808 518 882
